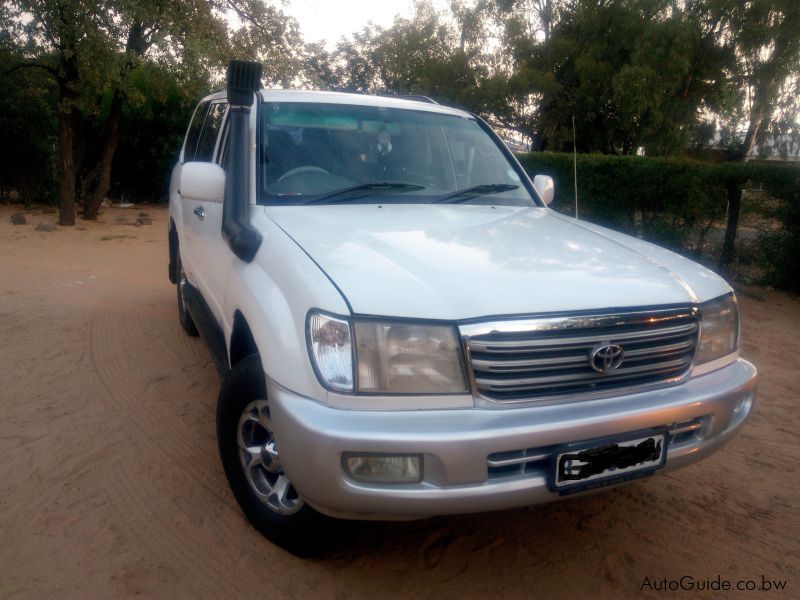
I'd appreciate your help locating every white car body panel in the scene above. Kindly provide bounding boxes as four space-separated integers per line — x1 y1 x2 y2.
222 208 350 400
571 217 734 304
259 89 472 118
181 196 229 323
265 204 731 321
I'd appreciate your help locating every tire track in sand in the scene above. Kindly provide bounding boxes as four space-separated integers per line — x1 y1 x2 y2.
87 308 285 595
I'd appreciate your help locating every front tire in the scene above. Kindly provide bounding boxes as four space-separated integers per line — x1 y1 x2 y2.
217 354 327 555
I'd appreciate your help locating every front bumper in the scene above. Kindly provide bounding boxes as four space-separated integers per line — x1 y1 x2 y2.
269 359 757 520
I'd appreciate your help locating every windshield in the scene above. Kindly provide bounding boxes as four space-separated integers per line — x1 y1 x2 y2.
257 101 537 206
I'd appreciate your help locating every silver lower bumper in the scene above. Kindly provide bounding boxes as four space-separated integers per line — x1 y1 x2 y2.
268 359 757 520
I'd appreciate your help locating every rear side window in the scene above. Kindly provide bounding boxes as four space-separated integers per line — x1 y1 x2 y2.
195 102 227 162
183 100 209 162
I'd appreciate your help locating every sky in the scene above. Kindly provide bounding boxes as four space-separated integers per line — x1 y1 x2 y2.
285 0 446 49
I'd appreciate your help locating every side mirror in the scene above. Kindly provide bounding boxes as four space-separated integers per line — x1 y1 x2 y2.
180 162 225 203
533 174 554 205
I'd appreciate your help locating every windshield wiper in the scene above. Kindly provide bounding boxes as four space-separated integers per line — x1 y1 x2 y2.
434 183 519 203
307 182 425 204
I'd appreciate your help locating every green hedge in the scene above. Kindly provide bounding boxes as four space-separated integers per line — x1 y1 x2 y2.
518 152 800 292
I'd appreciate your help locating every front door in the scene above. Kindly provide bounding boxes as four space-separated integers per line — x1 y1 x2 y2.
181 101 230 325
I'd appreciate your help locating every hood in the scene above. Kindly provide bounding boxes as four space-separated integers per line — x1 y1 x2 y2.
265 204 731 320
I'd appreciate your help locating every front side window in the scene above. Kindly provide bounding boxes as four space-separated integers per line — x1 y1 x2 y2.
257 102 536 206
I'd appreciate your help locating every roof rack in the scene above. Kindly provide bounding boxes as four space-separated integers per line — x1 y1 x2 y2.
388 95 438 104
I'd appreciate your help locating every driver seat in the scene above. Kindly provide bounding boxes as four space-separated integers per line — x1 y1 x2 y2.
297 128 336 173
264 130 297 183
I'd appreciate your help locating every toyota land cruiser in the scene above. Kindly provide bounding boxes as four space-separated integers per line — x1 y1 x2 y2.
168 61 757 553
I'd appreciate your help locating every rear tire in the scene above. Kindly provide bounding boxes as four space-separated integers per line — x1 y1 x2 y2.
176 252 199 337
217 354 329 556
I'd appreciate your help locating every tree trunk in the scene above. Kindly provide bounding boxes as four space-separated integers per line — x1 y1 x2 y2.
718 180 742 276
81 21 148 219
52 4 91 226
79 162 101 206
719 93 767 274
740 109 765 159
84 89 123 220
57 107 81 226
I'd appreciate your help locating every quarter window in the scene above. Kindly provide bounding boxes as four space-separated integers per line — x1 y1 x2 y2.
195 102 227 162
183 100 209 162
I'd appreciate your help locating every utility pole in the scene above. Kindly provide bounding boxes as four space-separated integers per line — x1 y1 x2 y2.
572 113 578 219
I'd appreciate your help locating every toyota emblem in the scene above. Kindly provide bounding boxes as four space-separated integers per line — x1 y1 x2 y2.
590 344 624 372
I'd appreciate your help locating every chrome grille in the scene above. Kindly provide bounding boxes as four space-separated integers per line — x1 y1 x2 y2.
462 307 699 402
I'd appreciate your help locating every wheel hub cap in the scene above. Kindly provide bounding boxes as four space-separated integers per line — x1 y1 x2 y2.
237 399 303 515
261 441 281 472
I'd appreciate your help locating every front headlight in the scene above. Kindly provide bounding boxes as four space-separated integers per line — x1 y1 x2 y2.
354 322 468 393
696 293 740 364
307 312 468 394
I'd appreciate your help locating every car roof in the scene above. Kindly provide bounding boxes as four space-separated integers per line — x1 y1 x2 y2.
201 89 473 119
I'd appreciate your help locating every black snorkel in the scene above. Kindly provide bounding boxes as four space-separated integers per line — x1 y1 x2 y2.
223 59 263 263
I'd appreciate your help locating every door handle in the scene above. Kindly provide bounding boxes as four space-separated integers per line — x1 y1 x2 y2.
193 206 205 220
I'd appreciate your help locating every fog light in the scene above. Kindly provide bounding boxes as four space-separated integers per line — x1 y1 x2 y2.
343 454 422 483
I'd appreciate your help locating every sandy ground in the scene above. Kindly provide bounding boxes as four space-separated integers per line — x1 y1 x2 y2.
0 204 797 599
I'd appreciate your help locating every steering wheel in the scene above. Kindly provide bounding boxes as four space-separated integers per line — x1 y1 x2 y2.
277 166 331 182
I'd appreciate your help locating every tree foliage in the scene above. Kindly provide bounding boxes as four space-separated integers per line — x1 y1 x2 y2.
303 0 798 158
507 0 733 153
111 61 210 202
2 0 302 223
694 0 800 159
304 3 490 114
1 0 798 229
0 31 57 202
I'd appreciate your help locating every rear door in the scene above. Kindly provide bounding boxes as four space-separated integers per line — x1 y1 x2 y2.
178 99 209 282
181 100 230 323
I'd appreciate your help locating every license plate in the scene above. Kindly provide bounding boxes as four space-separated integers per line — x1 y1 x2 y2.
551 430 668 494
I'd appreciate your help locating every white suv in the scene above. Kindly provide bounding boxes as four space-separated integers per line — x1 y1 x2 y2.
168 62 756 554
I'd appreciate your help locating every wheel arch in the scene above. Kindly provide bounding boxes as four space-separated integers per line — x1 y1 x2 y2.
168 218 179 284
230 310 259 369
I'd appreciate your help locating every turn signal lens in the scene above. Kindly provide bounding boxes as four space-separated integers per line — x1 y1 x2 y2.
307 312 353 392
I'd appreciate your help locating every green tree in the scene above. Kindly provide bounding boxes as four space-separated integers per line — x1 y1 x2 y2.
5 0 301 225
310 1 492 114
110 61 210 202
504 0 731 154
692 0 800 159
0 31 57 202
